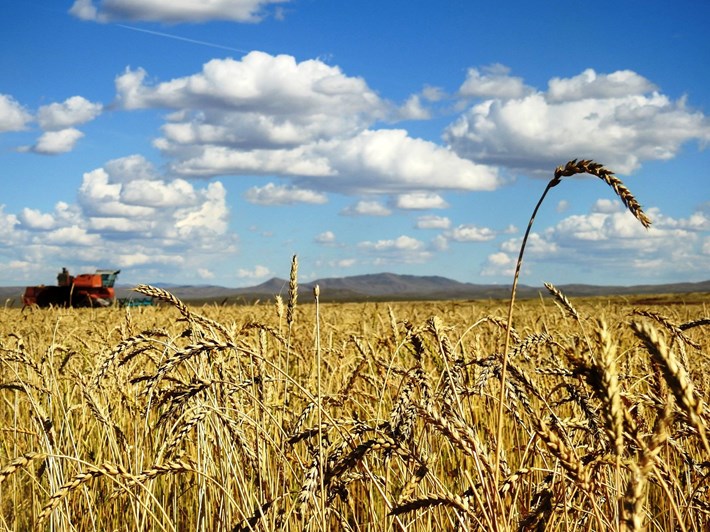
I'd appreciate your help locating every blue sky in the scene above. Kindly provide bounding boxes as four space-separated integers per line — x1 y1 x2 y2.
1 1 709 288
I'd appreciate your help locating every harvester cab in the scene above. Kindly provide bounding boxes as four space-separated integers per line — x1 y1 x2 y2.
98 270 120 288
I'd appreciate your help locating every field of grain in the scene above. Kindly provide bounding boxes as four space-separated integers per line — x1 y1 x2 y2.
1 278 709 531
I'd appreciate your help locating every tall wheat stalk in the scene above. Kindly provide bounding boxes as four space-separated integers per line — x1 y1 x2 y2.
494 159 652 488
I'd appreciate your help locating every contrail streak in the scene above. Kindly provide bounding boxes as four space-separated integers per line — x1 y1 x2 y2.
117 24 252 54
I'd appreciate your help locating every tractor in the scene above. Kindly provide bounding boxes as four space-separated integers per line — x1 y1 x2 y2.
23 267 121 308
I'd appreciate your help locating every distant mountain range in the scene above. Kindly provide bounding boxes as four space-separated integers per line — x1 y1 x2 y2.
115 273 710 304
2 273 709 306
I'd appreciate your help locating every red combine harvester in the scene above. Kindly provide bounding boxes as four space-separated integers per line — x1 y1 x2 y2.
23 267 121 308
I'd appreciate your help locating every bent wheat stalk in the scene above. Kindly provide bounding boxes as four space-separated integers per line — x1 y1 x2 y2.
494 159 652 494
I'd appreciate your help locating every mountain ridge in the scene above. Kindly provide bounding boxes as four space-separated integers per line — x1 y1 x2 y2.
124 274 710 303
2 273 709 305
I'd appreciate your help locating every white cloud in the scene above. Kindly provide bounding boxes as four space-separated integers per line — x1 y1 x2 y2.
0 206 20 243
556 200 570 213
43 225 101 246
398 95 430 120
169 145 334 177
78 168 155 218
422 85 446 102
485 205 710 280
431 234 448 251
394 192 448 210
0 94 32 132
332 258 356 268
416 215 451 229
113 252 182 268
116 52 384 130
73 157 225 238
87 217 150 233
123 179 198 207
237 265 271 279
113 53 501 195
359 235 431 264
0 156 238 283
243 182 328 205
104 154 160 183
197 268 215 280
459 64 533 100
447 224 497 242
318 129 499 194
591 198 624 214
341 200 391 217
32 128 84 154
19 208 55 230
481 251 515 277
360 235 425 252
547 69 656 102
446 67 710 174
37 96 102 130
315 231 336 244
173 182 228 237
70 0 289 23
501 232 559 256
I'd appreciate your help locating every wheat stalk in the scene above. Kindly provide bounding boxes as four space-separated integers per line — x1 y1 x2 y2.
495 159 652 490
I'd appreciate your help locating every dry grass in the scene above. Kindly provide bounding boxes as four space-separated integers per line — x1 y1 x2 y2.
1 161 709 531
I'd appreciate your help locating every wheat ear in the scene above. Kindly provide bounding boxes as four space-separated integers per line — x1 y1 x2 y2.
0 452 47 485
553 159 651 228
631 320 710 454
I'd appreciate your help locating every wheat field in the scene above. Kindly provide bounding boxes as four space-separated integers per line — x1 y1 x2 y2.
1 281 709 531
2 161 709 531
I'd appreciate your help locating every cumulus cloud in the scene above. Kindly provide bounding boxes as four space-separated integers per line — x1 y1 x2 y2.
116 52 384 129
237 265 271 279
314 129 499 194
104 154 161 183
446 224 497 242
332 258 356 268
0 206 20 242
315 231 336 244
19 208 55 230
0 94 32 132
482 203 710 280
398 95 430 120
5 155 236 282
341 200 391 217
394 192 448 210
69 0 288 23
446 67 710 175
112 53 501 194
546 69 656 102
243 182 328 205
37 96 102 130
32 128 85 154
416 215 451 229
358 235 431 264
481 251 515 277
197 268 215 280
458 64 533 100
421 85 446 102
43 225 102 246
